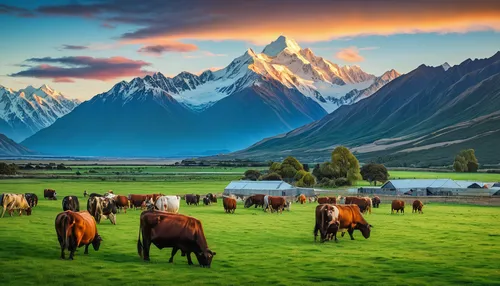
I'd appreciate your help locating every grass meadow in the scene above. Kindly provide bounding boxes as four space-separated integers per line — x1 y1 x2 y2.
1 179 500 285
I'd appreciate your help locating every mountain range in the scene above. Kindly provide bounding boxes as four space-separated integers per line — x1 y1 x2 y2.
0 133 34 156
20 36 398 157
224 51 500 167
0 84 80 141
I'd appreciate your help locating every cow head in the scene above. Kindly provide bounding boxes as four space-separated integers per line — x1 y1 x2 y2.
92 234 103 250
25 207 32 216
244 197 253 208
358 223 372 239
196 249 216 268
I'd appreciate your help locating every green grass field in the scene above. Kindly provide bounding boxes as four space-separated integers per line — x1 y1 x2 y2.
1 179 500 285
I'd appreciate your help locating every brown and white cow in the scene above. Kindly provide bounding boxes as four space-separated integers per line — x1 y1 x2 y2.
412 200 424 214
222 196 237 214
113 195 130 213
313 204 336 242
325 204 372 242
87 197 117 225
1 193 32 218
44 189 57 200
345 196 372 214
55 210 102 260
268 196 286 214
392 200 405 214
137 211 216 267
296 194 307 204
317 197 337 204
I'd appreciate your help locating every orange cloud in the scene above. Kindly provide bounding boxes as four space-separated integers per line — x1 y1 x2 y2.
35 1 500 45
336 47 364 62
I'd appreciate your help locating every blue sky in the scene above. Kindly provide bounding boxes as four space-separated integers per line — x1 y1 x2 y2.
1 0 499 100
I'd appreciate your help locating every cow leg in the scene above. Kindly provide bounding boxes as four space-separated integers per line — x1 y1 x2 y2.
348 228 355 240
186 252 194 265
169 247 179 263
57 234 66 259
84 244 89 254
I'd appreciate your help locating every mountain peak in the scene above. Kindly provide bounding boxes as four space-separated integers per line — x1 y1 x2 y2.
441 62 451 71
40 84 52 91
262 35 301 57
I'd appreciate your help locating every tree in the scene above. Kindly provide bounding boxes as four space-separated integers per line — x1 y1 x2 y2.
331 146 361 185
294 170 307 181
303 164 310 172
269 162 282 173
0 163 17 175
360 163 389 186
243 170 261 181
281 156 304 172
260 172 282 181
280 166 298 180
453 149 479 172
301 173 316 187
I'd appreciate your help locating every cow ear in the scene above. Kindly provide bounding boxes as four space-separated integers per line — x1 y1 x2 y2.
369 224 373 228
212 251 216 256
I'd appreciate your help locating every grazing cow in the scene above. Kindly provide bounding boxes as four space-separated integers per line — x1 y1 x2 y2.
128 194 149 210
372 196 381 208
155 196 181 214
345 196 372 214
284 201 292 211
203 197 211 206
62 196 80 212
412 200 424 214
25 193 38 208
325 204 372 242
83 190 88 198
317 197 337 204
223 196 237 214
137 211 216 267
244 194 266 208
144 198 155 211
308 196 317 203
88 197 117 224
44 189 57 200
185 194 201 206
1 193 32 218
268 196 286 214
297 194 306 204
391 200 405 214
113 195 130 213
206 193 217 203
54 211 102 260
313 204 336 242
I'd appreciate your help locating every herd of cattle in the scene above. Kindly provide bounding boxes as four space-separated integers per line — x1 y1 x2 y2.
1 188 424 267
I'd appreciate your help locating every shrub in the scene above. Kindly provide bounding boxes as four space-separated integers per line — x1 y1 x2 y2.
244 169 262 181
334 177 349 187
260 172 282 181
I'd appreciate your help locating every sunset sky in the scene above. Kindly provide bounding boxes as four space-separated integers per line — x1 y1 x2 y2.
1 0 499 100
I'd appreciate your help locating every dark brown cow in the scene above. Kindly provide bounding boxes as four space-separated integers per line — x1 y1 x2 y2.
392 200 405 214
185 194 201 206
372 196 381 208
268 196 286 214
412 200 424 214
244 194 266 208
223 197 237 214
114 195 130 213
313 204 335 242
137 211 216 267
55 211 102 260
345 196 372 214
44 189 57 200
206 193 217 203
325 204 372 242
25 193 38 208
62 196 80 212
128 194 149 210
203 197 211 206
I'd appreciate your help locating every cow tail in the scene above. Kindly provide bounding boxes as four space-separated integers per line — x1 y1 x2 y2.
320 205 325 238
137 222 143 258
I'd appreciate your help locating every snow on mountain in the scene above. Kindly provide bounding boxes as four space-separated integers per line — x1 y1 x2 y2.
0 84 80 141
441 62 451 71
99 35 395 113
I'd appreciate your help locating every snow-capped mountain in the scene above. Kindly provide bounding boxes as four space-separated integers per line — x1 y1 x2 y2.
338 69 401 105
441 62 451 71
110 35 395 113
0 84 80 141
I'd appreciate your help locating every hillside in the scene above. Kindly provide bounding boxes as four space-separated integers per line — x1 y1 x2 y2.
224 52 500 167
0 133 35 156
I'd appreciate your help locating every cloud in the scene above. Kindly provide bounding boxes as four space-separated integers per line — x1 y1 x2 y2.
202 51 227 57
61 44 88 50
32 0 500 44
9 56 151 82
336 47 364 62
100 23 115 29
137 42 198 55
0 4 35 17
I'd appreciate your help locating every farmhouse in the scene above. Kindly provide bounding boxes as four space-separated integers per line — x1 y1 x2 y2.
223 180 315 197
358 179 500 196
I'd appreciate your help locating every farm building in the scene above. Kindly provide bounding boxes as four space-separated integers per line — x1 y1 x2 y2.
358 179 500 196
223 180 315 197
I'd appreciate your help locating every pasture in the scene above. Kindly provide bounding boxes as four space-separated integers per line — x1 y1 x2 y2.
1 179 500 285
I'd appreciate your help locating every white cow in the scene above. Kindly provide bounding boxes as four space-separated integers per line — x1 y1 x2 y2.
263 195 270 212
155 196 181 214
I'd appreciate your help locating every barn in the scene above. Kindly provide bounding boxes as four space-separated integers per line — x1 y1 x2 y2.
223 180 315 197
358 179 500 196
